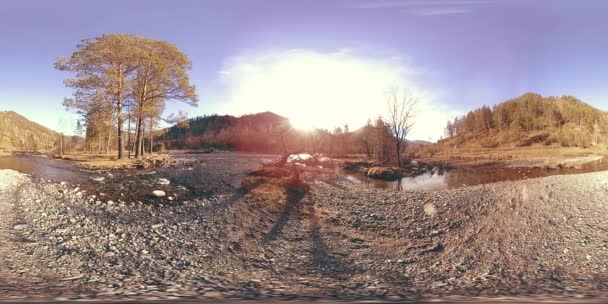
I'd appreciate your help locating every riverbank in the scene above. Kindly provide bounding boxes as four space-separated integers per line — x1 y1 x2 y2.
424 145 608 169
1 165 607 302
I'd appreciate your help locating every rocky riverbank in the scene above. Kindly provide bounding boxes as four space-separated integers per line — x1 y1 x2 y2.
1 167 608 302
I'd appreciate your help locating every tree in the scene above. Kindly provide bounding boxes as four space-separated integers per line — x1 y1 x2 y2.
385 88 416 167
131 38 198 158
445 120 454 138
57 34 198 159
371 117 393 164
361 119 373 157
56 34 143 159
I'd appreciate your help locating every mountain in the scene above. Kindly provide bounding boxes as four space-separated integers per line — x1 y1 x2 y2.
0 111 61 152
157 111 291 153
440 93 608 149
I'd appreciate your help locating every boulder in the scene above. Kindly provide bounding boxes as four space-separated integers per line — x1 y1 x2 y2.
364 167 403 180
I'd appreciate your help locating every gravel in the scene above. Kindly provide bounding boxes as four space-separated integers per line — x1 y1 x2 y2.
1 163 608 302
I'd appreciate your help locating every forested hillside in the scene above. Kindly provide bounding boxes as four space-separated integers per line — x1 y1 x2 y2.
0 111 62 151
157 111 430 163
157 112 291 152
442 93 608 148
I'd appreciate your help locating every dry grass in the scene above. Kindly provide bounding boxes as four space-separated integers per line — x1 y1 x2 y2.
56 152 165 170
425 144 608 168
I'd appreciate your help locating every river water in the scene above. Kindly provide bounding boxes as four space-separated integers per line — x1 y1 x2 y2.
2 153 608 194
0 153 275 201
343 157 608 191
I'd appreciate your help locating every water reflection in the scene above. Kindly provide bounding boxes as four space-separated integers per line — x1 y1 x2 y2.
343 157 608 191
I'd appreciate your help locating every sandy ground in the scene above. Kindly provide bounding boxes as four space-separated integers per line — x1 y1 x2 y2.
1 166 608 302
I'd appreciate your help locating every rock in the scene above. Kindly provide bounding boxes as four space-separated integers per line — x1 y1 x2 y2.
423 203 437 217
151 223 164 229
364 167 403 180
13 223 29 231
107 200 114 206
158 178 170 185
152 190 166 197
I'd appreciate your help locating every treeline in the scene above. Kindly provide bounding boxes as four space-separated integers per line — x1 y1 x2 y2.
444 93 608 148
56 34 198 159
157 112 426 165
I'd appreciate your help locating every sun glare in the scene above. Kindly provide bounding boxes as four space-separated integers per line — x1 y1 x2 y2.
289 116 315 131
219 50 457 140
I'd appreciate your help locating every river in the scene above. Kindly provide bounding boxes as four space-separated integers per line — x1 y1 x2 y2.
343 157 608 191
2 153 608 194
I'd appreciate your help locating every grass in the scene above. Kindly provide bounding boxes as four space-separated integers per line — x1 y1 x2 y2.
56 152 168 170
423 144 608 168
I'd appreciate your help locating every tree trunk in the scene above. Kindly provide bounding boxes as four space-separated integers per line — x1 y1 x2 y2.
149 118 154 154
107 126 112 154
135 116 144 159
396 141 401 167
127 114 131 158
140 120 146 156
116 68 124 159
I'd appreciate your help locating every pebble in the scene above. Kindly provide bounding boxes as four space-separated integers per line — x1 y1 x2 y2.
13 223 29 231
152 190 166 197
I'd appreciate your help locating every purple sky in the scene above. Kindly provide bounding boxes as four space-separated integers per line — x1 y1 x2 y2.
1 0 608 140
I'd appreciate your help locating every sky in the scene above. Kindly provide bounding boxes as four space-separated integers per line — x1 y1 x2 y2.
2 0 608 141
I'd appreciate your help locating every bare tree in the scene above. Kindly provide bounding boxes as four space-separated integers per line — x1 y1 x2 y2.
385 87 416 167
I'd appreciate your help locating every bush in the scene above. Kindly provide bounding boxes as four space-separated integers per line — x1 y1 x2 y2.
556 127 590 148
152 142 165 152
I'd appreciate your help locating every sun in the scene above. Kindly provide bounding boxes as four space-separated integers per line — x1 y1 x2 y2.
220 50 441 138
289 115 316 131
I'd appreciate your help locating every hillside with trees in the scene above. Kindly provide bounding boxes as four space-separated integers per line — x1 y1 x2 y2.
157 111 290 153
442 93 608 149
0 111 82 152
157 110 429 163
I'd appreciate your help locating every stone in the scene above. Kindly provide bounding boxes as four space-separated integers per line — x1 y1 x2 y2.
152 190 166 197
158 178 171 185
13 223 29 231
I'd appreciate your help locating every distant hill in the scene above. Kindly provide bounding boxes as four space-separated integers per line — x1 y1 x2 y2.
157 111 432 156
157 111 291 153
0 111 61 152
440 93 608 149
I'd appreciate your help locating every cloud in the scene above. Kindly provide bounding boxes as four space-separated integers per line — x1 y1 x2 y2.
412 7 471 16
351 0 495 16
215 49 459 142
351 0 494 9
